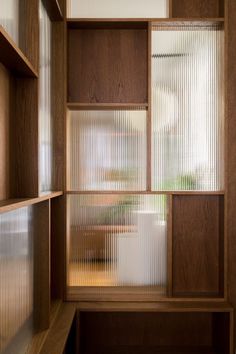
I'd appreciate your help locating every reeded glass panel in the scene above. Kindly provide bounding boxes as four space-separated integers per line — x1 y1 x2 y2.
68 110 147 191
0 0 19 44
39 1 52 193
0 207 33 354
67 194 167 291
152 25 224 191
68 0 168 18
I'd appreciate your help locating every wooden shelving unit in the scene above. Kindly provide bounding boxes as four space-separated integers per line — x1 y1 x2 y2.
1 0 236 353
0 26 38 77
42 0 64 21
67 103 149 110
0 191 63 213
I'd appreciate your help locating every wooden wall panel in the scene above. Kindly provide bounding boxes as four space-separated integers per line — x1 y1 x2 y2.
52 21 66 191
172 195 224 297
19 0 39 71
171 0 224 17
33 200 50 331
0 64 11 200
80 312 213 351
51 196 65 301
10 78 39 197
68 28 148 104
226 0 236 348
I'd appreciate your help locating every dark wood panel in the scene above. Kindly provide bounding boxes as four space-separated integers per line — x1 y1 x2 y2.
52 21 66 191
0 27 38 77
171 0 224 17
67 20 148 29
33 201 50 331
172 195 224 297
226 0 236 349
19 0 39 71
42 0 63 21
0 64 11 200
212 313 231 354
80 312 212 350
51 196 65 301
68 28 148 103
39 303 76 354
10 78 39 197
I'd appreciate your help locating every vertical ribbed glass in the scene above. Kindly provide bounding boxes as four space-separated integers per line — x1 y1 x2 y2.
152 25 224 191
39 1 52 193
68 110 147 191
68 0 168 18
0 0 19 44
0 207 33 354
67 194 167 291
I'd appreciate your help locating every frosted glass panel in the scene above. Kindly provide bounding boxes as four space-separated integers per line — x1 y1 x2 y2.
0 207 33 354
69 110 147 191
68 194 167 290
0 0 19 44
152 25 224 191
39 1 52 193
68 0 168 18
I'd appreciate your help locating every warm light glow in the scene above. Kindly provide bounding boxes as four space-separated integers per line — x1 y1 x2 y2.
67 194 167 290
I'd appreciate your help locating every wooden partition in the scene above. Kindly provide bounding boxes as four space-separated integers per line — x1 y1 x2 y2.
172 195 224 297
67 21 148 104
170 0 224 17
78 308 233 354
0 0 65 352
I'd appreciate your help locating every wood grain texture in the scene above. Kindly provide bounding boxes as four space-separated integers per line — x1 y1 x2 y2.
10 78 39 197
0 64 11 200
75 301 233 312
80 312 212 350
167 195 173 296
172 195 224 297
0 27 38 77
51 196 65 301
26 300 62 354
67 286 165 302
52 21 66 191
33 201 50 332
41 0 63 21
39 303 76 354
68 28 148 103
66 190 225 195
171 0 224 17
79 311 232 354
0 192 63 214
19 0 39 71
225 0 236 349
67 102 148 110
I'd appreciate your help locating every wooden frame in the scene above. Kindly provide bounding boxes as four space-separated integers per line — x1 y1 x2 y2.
65 17 227 304
1 0 236 352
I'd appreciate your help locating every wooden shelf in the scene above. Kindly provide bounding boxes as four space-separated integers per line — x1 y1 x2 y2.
0 191 63 213
67 18 224 28
66 190 225 195
67 19 149 29
0 26 38 77
42 0 63 21
38 303 76 354
67 103 148 110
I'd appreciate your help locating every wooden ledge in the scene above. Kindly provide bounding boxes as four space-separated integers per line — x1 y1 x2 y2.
75 301 233 313
0 26 38 77
39 303 76 354
0 191 63 213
